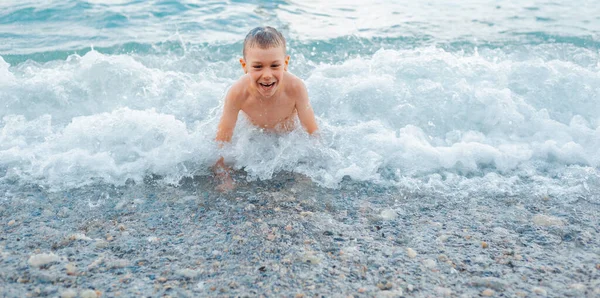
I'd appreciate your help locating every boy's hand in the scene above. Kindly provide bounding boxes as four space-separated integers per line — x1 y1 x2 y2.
216 174 235 193
213 157 235 193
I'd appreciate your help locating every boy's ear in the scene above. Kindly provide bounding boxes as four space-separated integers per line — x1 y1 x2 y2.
239 58 247 74
284 55 290 71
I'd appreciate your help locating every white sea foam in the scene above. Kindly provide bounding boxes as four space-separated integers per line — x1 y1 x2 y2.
1 46 599 195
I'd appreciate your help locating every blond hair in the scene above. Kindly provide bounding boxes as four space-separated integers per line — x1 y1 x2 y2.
243 26 286 58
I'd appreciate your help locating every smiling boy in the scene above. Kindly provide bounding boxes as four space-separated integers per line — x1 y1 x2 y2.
214 26 318 191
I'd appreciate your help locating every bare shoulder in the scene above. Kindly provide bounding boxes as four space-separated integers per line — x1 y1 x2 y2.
226 75 251 105
283 72 307 96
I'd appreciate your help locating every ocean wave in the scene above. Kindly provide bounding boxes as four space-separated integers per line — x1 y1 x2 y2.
1 45 599 194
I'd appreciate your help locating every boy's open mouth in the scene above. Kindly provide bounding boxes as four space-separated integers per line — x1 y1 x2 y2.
259 82 276 88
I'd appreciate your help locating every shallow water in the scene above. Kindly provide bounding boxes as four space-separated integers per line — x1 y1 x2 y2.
1 0 600 297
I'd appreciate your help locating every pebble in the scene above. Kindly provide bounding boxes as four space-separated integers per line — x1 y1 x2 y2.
482 288 495 296
107 259 129 268
532 286 547 296
377 281 393 290
57 207 70 218
569 283 586 291
79 289 98 298
437 234 450 242
176 269 200 278
407 284 414 292
532 214 564 226
147 236 160 243
406 248 417 259
28 253 59 267
435 286 452 296
95 240 108 249
423 259 436 269
470 277 506 290
60 289 77 298
302 253 321 264
358 288 366 293
482 241 489 248
380 209 397 220
68 233 92 241
65 263 77 275
8 219 16 226
376 289 403 297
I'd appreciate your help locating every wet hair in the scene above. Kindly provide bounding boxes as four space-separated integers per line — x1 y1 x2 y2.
242 26 286 58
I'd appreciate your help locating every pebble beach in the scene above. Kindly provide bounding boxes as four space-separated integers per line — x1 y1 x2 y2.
2 173 599 297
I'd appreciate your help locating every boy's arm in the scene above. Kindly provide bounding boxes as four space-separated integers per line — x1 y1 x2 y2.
295 82 318 135
216 87 240 143
214 87 241 191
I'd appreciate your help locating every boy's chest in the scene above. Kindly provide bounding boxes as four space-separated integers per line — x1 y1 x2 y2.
241 96 296 128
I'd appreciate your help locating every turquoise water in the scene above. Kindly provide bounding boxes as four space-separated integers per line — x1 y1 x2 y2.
1 0 599 197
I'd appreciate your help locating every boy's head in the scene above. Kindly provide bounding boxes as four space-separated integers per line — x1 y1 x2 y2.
242 26 286 58
240 26 290 98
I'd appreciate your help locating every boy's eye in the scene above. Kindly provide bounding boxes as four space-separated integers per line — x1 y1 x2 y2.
272 64 280 68
253 66 262 69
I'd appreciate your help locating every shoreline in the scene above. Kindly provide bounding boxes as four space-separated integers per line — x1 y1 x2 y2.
1 175 599 297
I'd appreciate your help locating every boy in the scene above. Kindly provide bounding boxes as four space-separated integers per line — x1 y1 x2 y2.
214 26 319 191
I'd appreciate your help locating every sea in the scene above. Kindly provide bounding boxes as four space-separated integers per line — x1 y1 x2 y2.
1 0 599 197
1 1 600 296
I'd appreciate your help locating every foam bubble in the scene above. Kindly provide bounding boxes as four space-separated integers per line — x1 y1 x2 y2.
1 44 599 195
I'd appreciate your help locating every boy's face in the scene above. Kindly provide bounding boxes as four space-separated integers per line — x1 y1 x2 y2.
240 45 290 98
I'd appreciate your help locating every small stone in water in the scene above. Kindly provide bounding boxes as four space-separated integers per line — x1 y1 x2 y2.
482 288 494 296
423 259 436 269
377 281 393 290
406 248 417 259
435 286 452 296
380 209 397 220
28 253 59 267
532 214 563 226
60 289 77 298
7 219 15 226
79 289 98 298
532 287 547 296
358 288 366 293
482 241 489 248
285 225 293 231
569 283 586 291
65 263 77 275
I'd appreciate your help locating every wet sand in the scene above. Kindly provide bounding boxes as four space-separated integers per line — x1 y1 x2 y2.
1 173 599 297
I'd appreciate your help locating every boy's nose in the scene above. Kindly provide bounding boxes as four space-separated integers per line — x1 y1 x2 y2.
263 69 272 78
